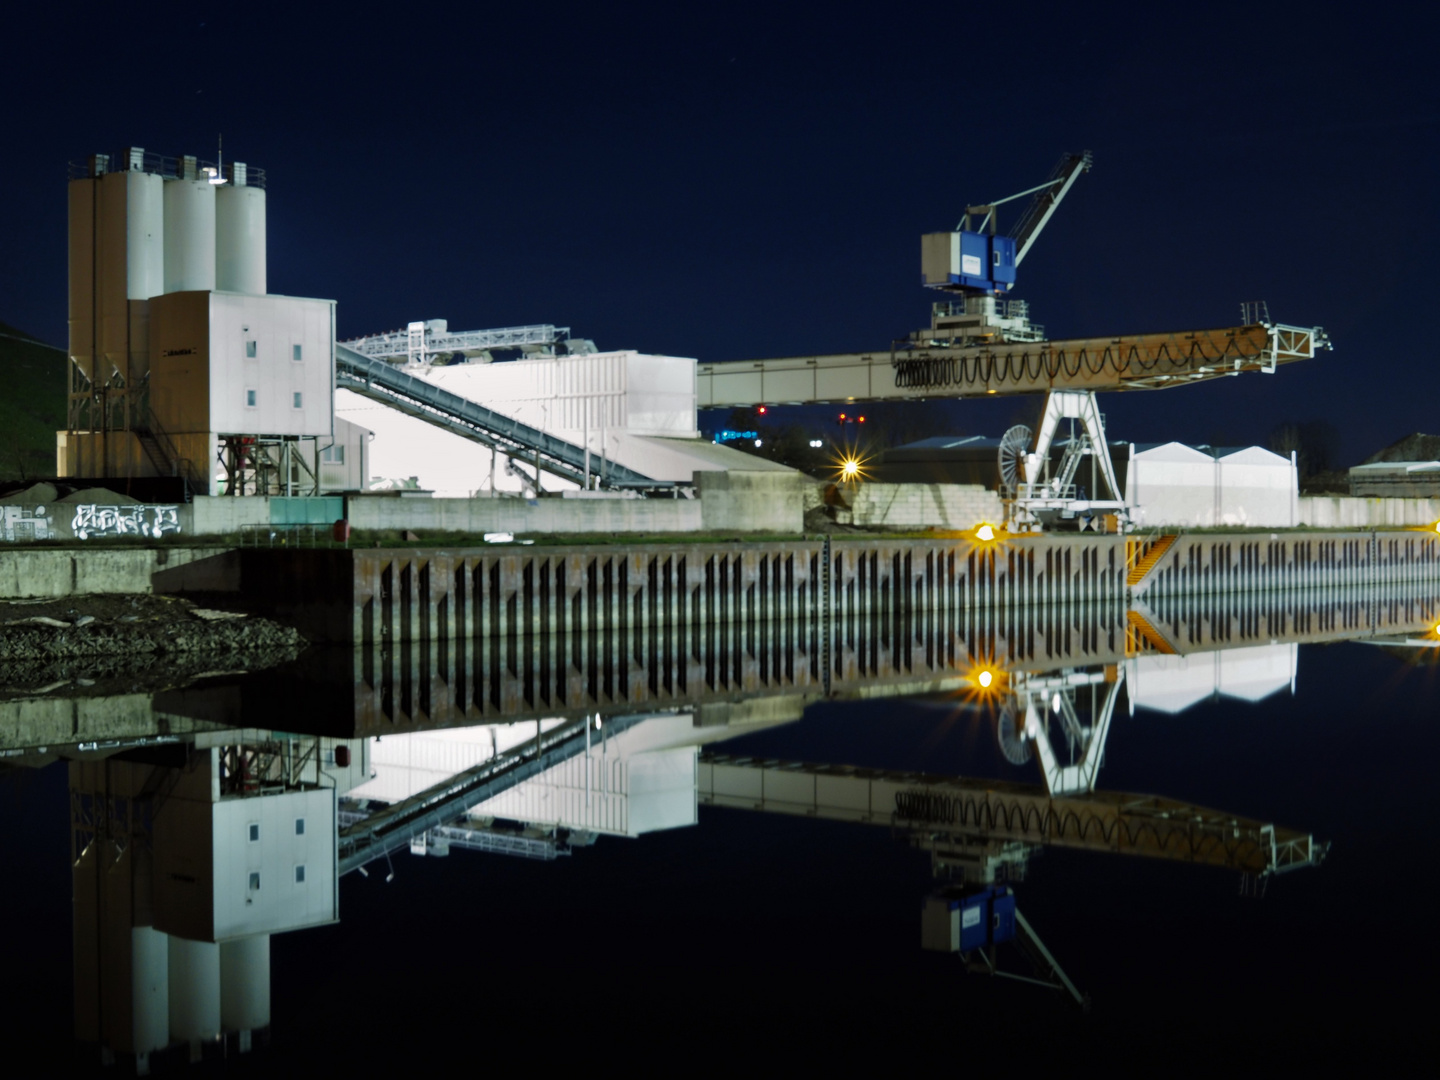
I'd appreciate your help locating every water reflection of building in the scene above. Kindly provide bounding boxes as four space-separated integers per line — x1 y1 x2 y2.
9 581 1436 1059
1126 643 1296 714
70 736 367 1073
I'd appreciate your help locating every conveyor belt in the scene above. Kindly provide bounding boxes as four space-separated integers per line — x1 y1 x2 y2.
697 322 1330 407
334 343 665 489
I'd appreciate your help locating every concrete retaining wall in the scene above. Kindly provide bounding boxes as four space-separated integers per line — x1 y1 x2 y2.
348 493 704 535
191 497 272 534
0 547 220 599
695 471 807 533
835 483 1002 530
346 470 806 535
1298 496 1440 528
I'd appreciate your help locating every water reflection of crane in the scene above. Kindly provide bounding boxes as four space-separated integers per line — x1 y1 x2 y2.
699 749 1325 1006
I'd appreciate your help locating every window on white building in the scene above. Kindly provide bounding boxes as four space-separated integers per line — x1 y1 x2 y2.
245 389 257 408
245 340 257 358
320 445 345 464
292 344 303 361
294 865 306 884
248 823 260 842
292 392 303 409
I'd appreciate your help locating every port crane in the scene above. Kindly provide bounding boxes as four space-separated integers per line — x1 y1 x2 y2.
920 151 1127 530
695 152 1331 531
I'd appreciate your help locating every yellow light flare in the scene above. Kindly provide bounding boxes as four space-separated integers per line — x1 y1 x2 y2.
966 662 1005 696
833 450 870 484
967 521 1004 547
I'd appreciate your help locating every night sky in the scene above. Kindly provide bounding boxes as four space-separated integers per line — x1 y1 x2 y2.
3 4 1436 465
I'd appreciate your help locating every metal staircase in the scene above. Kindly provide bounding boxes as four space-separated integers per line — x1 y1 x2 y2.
132 411 203 494
1126 533 1179 588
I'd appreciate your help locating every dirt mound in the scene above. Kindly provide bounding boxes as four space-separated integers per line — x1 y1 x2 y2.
1361 433 1440 465
55 486 142 504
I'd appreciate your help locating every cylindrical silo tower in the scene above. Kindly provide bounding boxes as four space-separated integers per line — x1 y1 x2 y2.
99 168 164 382
163 169 217 294
67 170 98 380
68 150 166 391
123 169 165 300
167 935 222 1044
219 935 271 1037
216 165 266 295
130 927 171 1058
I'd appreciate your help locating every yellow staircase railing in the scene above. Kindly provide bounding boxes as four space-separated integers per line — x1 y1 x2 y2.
1125 533 1179 588
1125 609 1177 656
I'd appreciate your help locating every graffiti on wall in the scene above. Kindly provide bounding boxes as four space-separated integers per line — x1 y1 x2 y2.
0 504 54 542
71 504 181 540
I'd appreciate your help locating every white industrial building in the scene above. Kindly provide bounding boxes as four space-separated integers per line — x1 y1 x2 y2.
1126 442 1299 528
62 149 365 496
1125 642 1297 713
347 714 707 839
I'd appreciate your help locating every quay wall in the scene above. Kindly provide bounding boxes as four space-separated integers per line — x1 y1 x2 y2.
209 529 1440 645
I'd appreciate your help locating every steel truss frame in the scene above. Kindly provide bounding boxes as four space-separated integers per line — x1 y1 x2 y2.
1008 389 1127 531
698 753 1326 876
342 323 574 366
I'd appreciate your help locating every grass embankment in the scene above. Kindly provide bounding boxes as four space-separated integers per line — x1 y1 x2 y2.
0 322 65 483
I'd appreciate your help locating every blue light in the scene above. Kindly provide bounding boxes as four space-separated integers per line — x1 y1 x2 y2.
714 429 759 443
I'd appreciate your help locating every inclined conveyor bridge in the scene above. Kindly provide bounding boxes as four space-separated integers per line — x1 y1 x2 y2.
334 343 667 491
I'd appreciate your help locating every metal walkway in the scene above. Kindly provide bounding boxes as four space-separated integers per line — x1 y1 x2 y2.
338 712 646 875
334 343 665 490
342 323 575 365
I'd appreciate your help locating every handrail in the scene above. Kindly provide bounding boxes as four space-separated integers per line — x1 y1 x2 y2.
134 409 204 494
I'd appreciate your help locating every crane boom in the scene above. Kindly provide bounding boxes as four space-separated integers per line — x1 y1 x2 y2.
1008 151 1092 265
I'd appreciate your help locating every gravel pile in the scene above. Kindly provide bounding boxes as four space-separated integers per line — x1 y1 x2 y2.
0 594 305 668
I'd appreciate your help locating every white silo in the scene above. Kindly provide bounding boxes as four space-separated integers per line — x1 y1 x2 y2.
99 167 164 380
130 926 171 1057
167 935 222 1045
164 161 217 294
219 935 271 1039
216 164 266 295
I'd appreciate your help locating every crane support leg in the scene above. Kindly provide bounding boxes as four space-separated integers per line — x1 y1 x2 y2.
1022 669 1124 797
1010 390 1128 531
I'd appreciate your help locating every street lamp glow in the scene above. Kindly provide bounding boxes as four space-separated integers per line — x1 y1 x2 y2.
978 670 993 688
840 458 860 481
976 523 995 542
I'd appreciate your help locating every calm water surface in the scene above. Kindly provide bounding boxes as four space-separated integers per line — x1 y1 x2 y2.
3 590 1437 1071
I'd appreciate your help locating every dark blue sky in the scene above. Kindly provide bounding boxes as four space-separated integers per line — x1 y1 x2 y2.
3 4 1435 464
